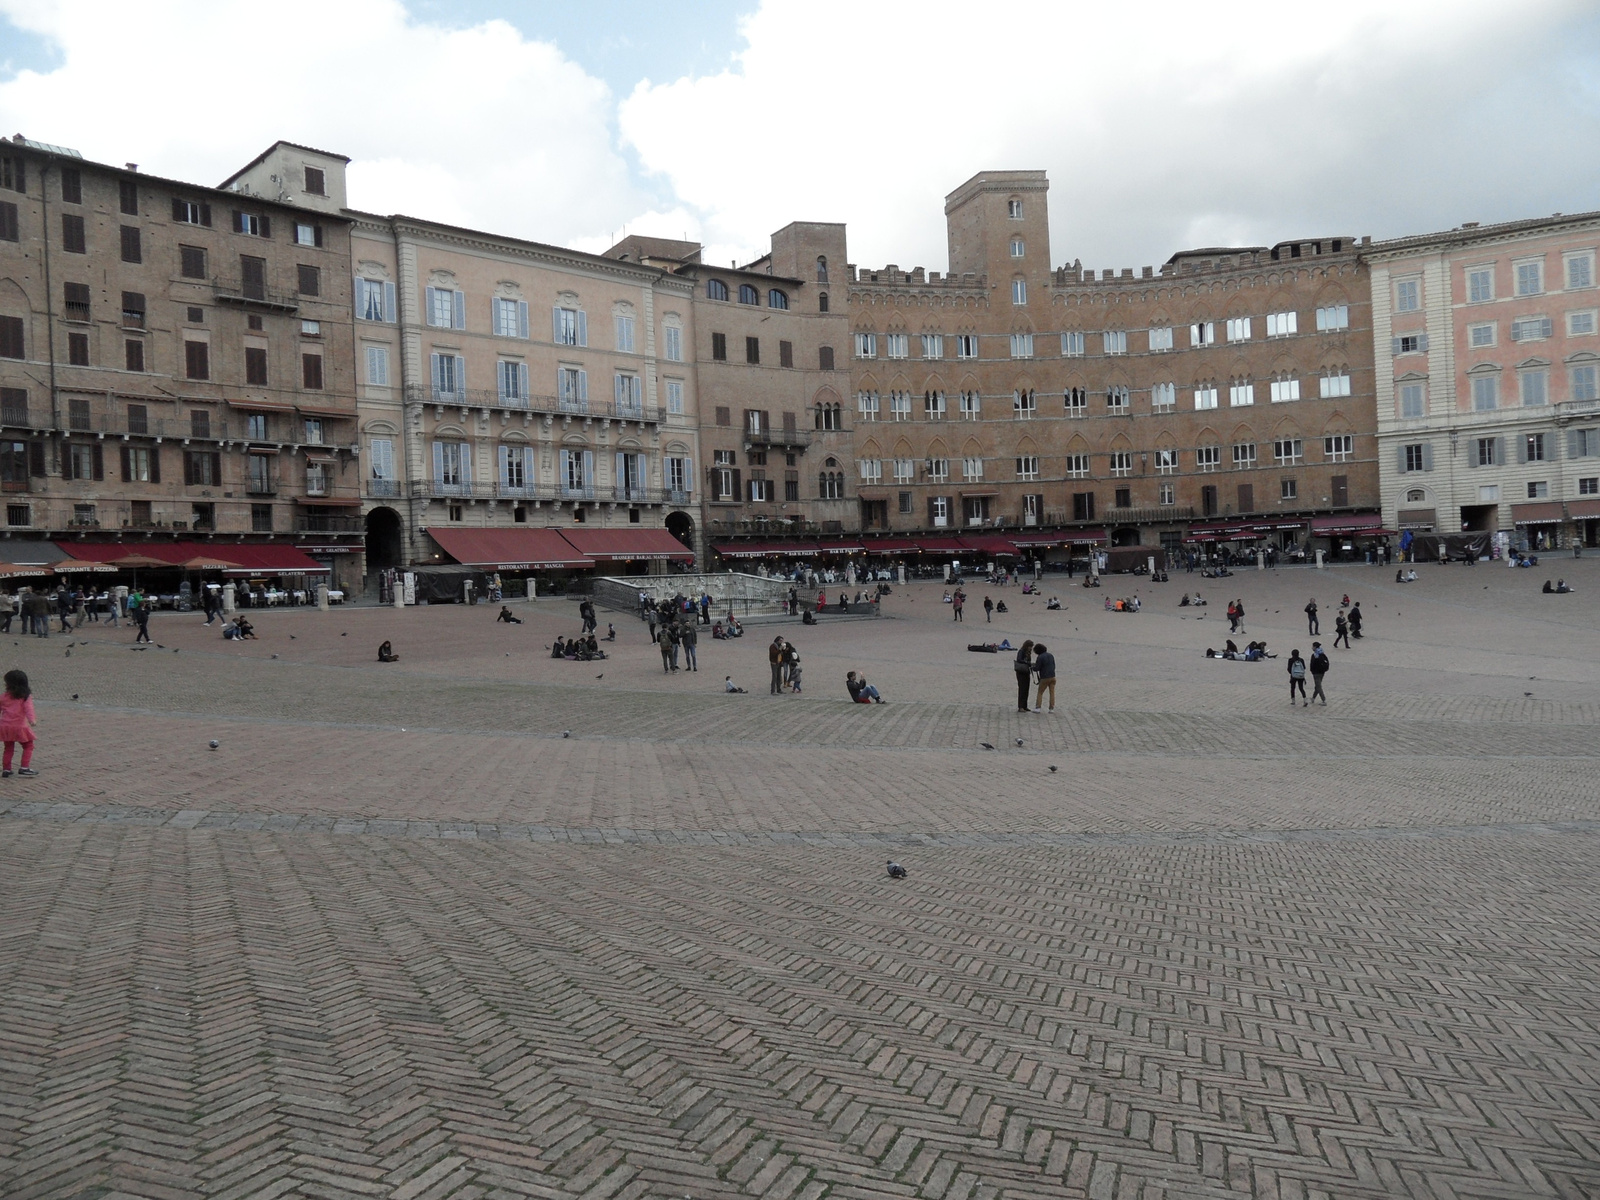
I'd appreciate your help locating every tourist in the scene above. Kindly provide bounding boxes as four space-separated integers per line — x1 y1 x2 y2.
724 675 746 693
952 589 965 622
984 595 994 623
378 641 400 663
769 636 785 693
1013 639 1035 713
1031 643 1057 712
846 670 885 704
1309 642 1330 705
132 595 151 644
0 668 37 777
1304 598 1319 635
787 650 803 693
659 624 677 673
681 621 698 672
1348 603 1363 639
496 605 522 624
1287 650 1308 705
550 638 567 659
1334 612 1350 649
605 623 616 641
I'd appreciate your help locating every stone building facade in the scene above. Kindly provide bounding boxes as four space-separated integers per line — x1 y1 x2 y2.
1367 212 1600 551
846 170 1382 557
0 136 363 582
606 224 856 555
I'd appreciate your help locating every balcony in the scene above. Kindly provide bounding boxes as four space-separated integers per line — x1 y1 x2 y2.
1108 505 1196 524
496 483 541 500
366 479 403 499
410 480 481 499
295 514 364 534
404 385 659 424
745 426 811 450
211 277 300 314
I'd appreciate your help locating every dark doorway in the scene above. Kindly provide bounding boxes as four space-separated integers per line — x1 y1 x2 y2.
665 509 695 553
1111 527 1141 547
1459 504 1497 532
1201 485 1218 517
365 506 403 569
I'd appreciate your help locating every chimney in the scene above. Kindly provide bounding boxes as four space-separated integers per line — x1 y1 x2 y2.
125 163 138 172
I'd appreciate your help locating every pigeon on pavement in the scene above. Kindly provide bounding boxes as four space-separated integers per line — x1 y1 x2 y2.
980 742 995 750
1049 765 1058 772
1014 738 1024 746
886 860 907 879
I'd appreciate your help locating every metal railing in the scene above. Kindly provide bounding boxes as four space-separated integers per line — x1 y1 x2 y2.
746 427 812 449
366 480 403 499
212 276 301 313
405 385 659 423
295 514 364 533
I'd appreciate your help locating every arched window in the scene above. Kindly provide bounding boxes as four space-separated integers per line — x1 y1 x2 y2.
818 292 830 313
706 279 728 301
817 256 828 283
1406 488 1426 503
768 289 788 310
738 284 759 306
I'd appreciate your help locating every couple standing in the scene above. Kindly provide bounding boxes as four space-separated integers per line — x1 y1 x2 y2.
1012 640 1057 713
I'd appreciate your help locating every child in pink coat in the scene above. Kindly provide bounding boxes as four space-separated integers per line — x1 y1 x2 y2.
0 668 37 777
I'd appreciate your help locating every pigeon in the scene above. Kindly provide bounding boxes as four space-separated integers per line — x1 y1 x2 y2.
562 730 571 738
271 653 279 659
1525 691 1533 697
63 650 69 657
173 648 179 653
341 632 347 637
290 634 297 639
1049 765 1058 772
1015 738 1024 747
980 742 995 751
886 860 907 879
67 641 75 648
71 694 78 701
208 740 219 750
595 674 604 679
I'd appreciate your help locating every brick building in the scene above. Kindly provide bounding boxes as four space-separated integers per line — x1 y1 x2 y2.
1367 211 1600 552
0 136 363 584
606 225 856 561
846 170 1382 560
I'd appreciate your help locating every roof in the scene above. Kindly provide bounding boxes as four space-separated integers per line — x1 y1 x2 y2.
1367 208 1600 257
427 528 594 570
217 139 351 190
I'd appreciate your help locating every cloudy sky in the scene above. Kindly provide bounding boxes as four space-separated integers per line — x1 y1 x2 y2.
2 1 1598 276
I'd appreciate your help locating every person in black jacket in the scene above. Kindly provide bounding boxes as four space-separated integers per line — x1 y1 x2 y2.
1287 649 1308 705
1309 642 1329 705
1348 602 1363 639
1013 640 1035 712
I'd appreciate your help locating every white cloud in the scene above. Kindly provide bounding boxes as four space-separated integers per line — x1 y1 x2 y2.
621 0 1600 273
0 0 646 247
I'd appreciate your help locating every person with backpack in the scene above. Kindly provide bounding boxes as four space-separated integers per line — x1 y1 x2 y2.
1287 649 1308 706
1309 642 1330 705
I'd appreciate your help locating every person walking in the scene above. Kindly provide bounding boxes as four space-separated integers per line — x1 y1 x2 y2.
1287 649 1308 706
952 590 964 622
681 621 698 672
1304 598 1319 636
1348 602 1363 640
1309 642 1330 705
133 596 151 643
105 590 120 628
0 669 37 777
646 606 658 644
983 595 994 623
1334 612 1350 649
1013 639 1035 713
658 622 676 673
1233 600 1246 635
55 586 73 633
666 621 682 670
1031 643 1057 712
769 636 785 694
28 589 49 638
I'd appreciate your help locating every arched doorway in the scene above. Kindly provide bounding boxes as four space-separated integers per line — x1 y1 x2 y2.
366 507 404 569
1111 527 1141 547
665 510 695 553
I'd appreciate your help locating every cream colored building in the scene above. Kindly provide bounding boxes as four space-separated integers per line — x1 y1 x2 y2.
1368 212 1600 552
345 210 701 576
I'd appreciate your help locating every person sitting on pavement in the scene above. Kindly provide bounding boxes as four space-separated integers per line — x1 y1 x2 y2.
724 675 746 693
845 670 885 704
1557 579 1573 593
550 637 567 659
496 605 522 624
377 640 399 663
1045 596 1061 610
725 615 743 637
235 616 257 640
1543 579 1554 593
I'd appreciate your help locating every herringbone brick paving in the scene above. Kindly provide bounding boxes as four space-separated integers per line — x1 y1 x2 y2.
2 565 1598 1198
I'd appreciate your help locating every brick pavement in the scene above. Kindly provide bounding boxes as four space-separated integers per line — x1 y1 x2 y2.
1 562 1598 1198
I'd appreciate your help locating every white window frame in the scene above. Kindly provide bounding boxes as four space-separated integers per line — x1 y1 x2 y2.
1109 451 1133 477
1265 311 1297 338
493 297 529 339
929 458 950 483
956 334 979 360
1225 317 1252 343
1519 368 1549 406
1315 305 1349 332
1515 258 1545 297
924 390 946 419
356 278 396 323
959 391 981 420
854 332 877 359
888 391 912 421
1273 438 1304 465
1194 386 1218 410
1196 446 1221 473
614 313 636 353
554 306 585 347
1010 238 1025 258
1106 385 1129 412
663 324 683 362
1151 382 1176 410
920 333 944 360
365 344 390 387
1269 377 1300 403
1467 267 1494 304
1158 482 1175 506
892 458 914 484
426 286 465 330
1155 448 1177 474
885 333 909 359
1103 330 1127 356
498 359 530 405
1013 390 1036 419
856 390 879 420
1061 331 1085 357
1323 435 1354 463
1319 373 1352 399
369 437 395 482
1399 383 1425 418
1016 455 1039 481
665 379 684 415
1229 382 1255 407
1468 322 1496 348
1190 321 1215 347
1566 252 1596 291
1394 279 1421 313
1148 326 1173 352
1010 333 1034 359
1568 310 1597 337
1065 454 1090 479
1471 374 1499 411
1011 279 1027 306
1233 442 1257 469
961 456 984 481
1573 364 1599 402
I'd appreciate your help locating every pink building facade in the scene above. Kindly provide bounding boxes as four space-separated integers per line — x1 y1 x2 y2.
1370 213 1600 551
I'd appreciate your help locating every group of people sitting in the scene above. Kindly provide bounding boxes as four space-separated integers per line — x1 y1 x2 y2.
1178 592 1207 606
551 634 606 661
1394 569 1419 583
1044 596 1062 609
711 615 744 638
1510 551 1541 567
1105 595 1141 612
1206 639 1275 661
1201 565 1234 578
220 616 256 640
1543 579 1575 593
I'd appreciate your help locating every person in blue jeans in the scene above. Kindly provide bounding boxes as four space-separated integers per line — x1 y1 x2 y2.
846 671 885 703
1031 644 1057 711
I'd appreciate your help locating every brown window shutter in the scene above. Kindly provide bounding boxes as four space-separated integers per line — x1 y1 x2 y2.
927 496 936 525
233 209 244 233
184 452 196 486
148 445 160 484
210 452 221 484
92 443 104 481
259 214 271 239
171 197 185 221
28 441 44 477
779 340 793 368
314 224 323 248
120 445 131 482
200 202 211 227
732 469 741 499
120 225 141 263
819 346 834 371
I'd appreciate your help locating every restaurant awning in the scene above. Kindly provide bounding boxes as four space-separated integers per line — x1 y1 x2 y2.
227 399 299 413
959 535 1019 556
814 539 867 553
914 536 968 553
295 405 356 420
559 529 694 562
713 541 820 558
428 528 596 570
1310 513 1385 535
1061 528 1107 545
1188 522 1251 538
1398 508 1437 529
861 538 921 554
1511 501 1565 525
58 541 331 575
1009 532 1062 547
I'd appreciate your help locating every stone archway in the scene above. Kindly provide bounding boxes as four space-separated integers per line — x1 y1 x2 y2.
365 506 404 570
665 509 695 553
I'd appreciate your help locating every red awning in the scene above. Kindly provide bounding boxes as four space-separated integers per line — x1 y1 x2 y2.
714 541 820 558
862 538 921 553
58 541 331 574
559 529 694 562
1062 528 1107 544
1511 501 1565 525
814 540 867 553
1568 498 1600 520
959 535 1019 556
1009 532 1061 547
1311 513 1385 535
429 528 595 570
914 536 967 553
